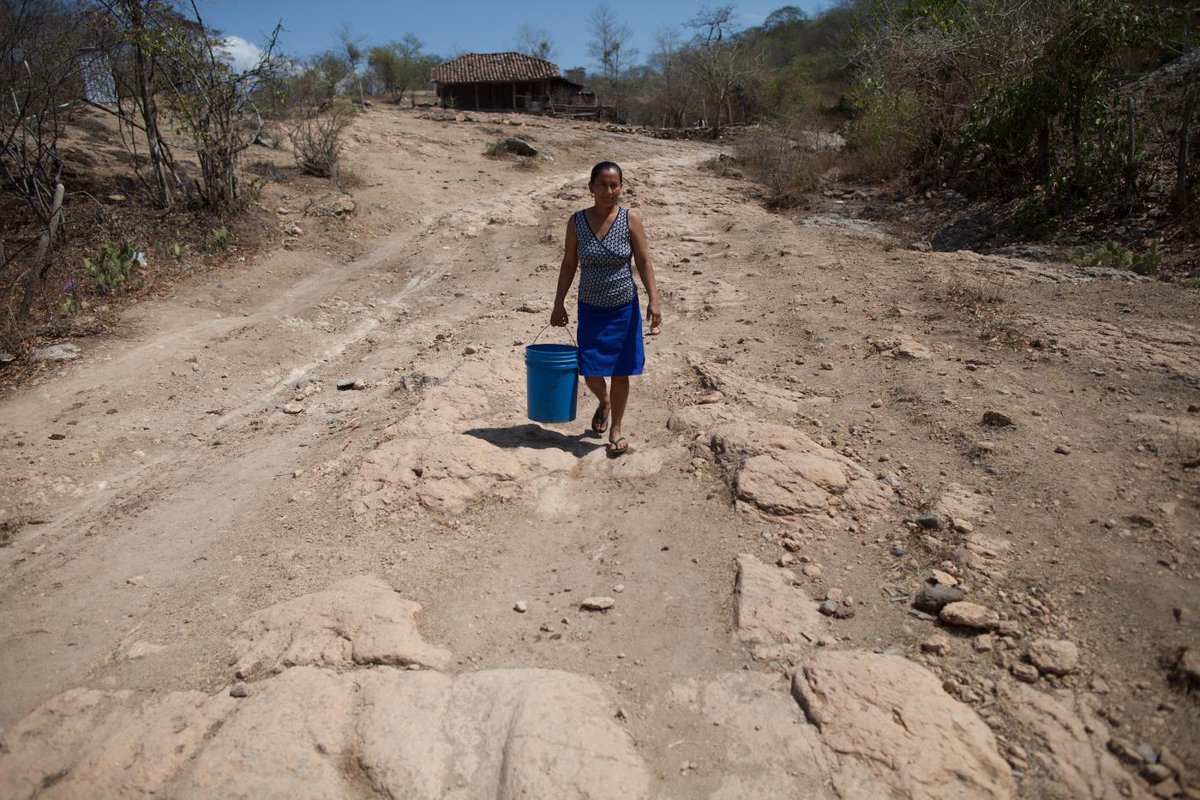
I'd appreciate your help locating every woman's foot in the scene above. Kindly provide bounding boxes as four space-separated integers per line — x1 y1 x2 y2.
606 436 629 458
590 403 610 434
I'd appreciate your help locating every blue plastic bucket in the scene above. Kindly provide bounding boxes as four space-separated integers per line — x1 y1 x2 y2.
525 343 579 423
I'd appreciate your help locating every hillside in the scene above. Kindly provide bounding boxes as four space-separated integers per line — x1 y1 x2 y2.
0 104 1198 798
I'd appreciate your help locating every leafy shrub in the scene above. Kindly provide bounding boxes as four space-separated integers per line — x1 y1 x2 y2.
209 228 230 249
85 242 142 295
844 81 927 180
1072 241 1162 275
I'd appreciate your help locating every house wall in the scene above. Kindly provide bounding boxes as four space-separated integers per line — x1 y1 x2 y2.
437 80 589 111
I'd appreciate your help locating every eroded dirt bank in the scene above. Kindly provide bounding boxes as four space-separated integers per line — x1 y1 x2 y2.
1 107 1198 798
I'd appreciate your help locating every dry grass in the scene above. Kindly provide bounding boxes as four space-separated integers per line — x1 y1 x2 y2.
942 274 1031 346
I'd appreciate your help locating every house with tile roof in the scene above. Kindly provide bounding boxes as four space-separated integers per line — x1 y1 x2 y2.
430 52 593 113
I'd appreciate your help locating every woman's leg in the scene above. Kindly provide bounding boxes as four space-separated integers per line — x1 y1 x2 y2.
608 376 629 445
585 376 610 423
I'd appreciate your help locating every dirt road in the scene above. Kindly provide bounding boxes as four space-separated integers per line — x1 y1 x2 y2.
1 107 1198 798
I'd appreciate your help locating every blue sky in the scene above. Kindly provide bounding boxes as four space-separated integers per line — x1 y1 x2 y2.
201 0 836 73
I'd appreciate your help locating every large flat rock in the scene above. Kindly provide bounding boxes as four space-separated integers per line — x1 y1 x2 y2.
735 554 827 659
230 574 452 679
792 650 1015 799
0 667 648 800
1002 683 1151 800
709 422 892 528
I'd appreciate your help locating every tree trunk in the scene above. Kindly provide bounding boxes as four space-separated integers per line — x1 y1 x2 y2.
1124 96 1137 197
1175 88 1195 212
18 181 65 323
127 1 172 208
1036 121 1051 181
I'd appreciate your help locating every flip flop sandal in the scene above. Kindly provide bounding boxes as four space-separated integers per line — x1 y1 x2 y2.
591 405 610 434
606 437 629 458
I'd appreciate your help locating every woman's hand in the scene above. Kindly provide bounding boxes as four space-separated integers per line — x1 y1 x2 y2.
550 304 569 327
646 298 662 330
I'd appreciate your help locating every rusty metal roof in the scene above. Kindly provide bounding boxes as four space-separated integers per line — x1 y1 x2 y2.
430 52 562 84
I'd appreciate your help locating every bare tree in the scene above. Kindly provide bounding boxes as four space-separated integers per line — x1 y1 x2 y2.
1 0 83 326
513 24 555 61
649 27 693 127
587 4 635 79
336 22 367 105
686 4 760 135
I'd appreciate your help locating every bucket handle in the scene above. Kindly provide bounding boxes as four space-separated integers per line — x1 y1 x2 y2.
531 323 577 348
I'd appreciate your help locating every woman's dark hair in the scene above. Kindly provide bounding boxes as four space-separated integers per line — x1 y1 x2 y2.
589 160 623 184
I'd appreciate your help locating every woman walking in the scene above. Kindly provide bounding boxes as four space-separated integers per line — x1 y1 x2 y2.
550 161 661 457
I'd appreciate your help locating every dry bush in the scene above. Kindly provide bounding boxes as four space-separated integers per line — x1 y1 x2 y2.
736 122 831 208
943 274 1030 346
944 275 1006 310
290 101 355 178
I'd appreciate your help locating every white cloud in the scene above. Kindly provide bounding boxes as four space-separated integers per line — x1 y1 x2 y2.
217 35 264 73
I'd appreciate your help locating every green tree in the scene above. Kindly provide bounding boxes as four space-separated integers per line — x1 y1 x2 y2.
367 35 434 105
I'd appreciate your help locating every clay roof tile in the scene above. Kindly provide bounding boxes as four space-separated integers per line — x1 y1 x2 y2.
430 51 562 84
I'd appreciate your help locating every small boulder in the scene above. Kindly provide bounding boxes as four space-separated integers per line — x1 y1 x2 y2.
940 601 1000 631
1027 639 1079 676
914 584 965 614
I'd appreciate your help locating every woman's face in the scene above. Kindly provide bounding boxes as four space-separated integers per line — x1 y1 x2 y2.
589 168 623 204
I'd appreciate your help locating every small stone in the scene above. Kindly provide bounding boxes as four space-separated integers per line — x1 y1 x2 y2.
981 411 1014 428
282 403 304 415
1090 678 1110 694
126 575 145 586
1054 444 1071 455
1144 764 1174 784
950 518 975 533
612 584 625 593
463 346 478 355
1027 638 1079 675
930 569 958 587
922 632 952 655
820 362 834 370
940 601 1000 631
517 301 546 313
1011 663 1040 683
48 433 66 440
825 588 845 603
229 682 249 698
916 515 942 531
513 601 527 613
819 599 840 617
581 596 615 611
974 440 996 453
30 343 81 361
1108 737 1145 766
1159 748 1185 777
1153 779 1182 799
336 378 364 391
615 707 628 721
973 635 994 652
802 564 822 579
778 553 795 567
1137 742 1159 764
914 584 966 614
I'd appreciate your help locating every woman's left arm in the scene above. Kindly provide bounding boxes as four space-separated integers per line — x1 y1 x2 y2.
628 209 662 329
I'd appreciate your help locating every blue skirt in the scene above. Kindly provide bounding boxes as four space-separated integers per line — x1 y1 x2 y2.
577 296 644 377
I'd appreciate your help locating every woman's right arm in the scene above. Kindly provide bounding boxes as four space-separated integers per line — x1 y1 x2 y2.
550 217 578 327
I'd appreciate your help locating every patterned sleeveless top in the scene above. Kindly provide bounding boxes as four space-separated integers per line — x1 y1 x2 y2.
574 206 635 307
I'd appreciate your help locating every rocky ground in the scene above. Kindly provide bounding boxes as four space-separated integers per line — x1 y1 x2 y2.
0 106 1198 798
